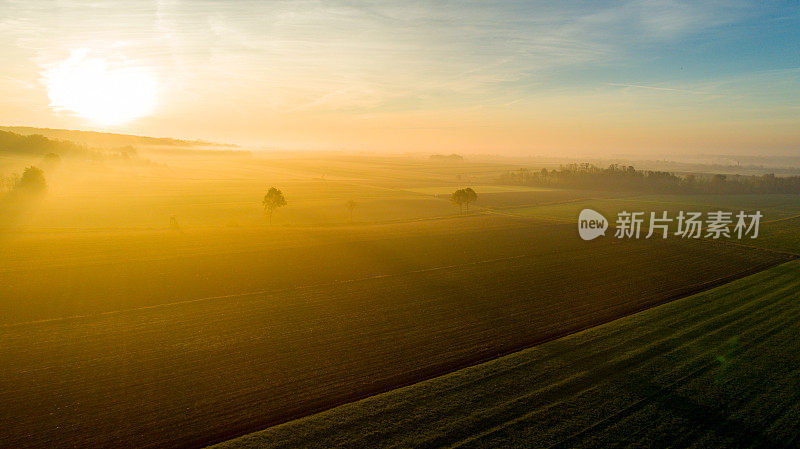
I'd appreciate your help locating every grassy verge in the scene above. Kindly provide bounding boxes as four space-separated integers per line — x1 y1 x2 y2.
213 260 800 448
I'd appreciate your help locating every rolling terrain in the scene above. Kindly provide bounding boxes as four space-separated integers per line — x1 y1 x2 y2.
214 260 800 448
0 215 788 448
2 151 797 448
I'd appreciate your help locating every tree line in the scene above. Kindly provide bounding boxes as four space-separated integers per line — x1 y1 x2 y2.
0 130 86 156
0 130 145 162
498 163 800 194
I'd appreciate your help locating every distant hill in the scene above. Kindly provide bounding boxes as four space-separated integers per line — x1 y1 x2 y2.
0 126 237 149
429 153 464 161
0 129 86 156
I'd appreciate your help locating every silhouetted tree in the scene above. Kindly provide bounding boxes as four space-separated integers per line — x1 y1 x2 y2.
43 152 61 163
450 189 465 214
263 187 286 224
0 130 86 156
0 173 20 193
463 187 477 212
498 163 800 195
450 188 478 215
15 166 46 194
346 200 357 222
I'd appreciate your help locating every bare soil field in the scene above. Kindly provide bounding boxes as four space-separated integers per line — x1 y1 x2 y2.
213 260 800 448
0 216 789 448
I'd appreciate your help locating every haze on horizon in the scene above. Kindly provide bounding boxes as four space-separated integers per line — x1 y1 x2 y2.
0 0 798 156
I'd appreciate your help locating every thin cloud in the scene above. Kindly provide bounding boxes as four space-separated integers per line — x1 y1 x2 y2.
605 82 713 95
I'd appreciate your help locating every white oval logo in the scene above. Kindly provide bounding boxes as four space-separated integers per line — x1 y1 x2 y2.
578 209 608 240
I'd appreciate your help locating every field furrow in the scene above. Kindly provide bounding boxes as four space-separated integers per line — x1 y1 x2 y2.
212 261 800 449
0 218 790 448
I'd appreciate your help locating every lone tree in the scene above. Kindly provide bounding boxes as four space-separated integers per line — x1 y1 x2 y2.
463 187 477 212
262 187 287 224
346 200 357 222
15 166 47 194
450 187 477 215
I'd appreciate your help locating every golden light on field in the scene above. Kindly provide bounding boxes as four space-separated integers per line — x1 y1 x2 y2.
42 49 157 126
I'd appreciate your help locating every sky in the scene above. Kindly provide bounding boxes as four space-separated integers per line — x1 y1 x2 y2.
0 0 798 156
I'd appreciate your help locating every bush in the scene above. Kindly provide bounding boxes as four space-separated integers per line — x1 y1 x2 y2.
15 166 47 194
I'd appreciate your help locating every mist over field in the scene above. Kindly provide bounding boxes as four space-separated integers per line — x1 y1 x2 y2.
2 1 800 448
2 126 800 448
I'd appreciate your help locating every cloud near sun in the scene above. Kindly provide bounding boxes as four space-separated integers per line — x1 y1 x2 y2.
0 1 795 153
42 49 158 126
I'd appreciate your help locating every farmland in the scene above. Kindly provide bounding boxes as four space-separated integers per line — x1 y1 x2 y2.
213 259 800 449
0 214 789 448
506 193 800 222
3 4 799 448
1 151 797 448
0 152 541 229
504 193 800 253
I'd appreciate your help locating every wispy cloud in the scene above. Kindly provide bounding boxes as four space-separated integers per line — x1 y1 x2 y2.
605 83 713 95
0 0 753 115
1 0 796 155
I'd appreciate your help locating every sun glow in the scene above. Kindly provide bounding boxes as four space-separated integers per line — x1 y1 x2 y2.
43 49 157 126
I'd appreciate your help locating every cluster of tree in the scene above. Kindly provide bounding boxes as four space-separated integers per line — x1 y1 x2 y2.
0 130 159 165
498 163 800 194
1 166 47 196
0 130 86 156
0 173 19 193
16 166 47 193
450 187 477 214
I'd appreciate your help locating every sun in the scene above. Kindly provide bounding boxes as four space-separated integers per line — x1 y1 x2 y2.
43 49 157 126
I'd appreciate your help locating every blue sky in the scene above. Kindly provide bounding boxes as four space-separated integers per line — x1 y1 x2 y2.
0 0 798 154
